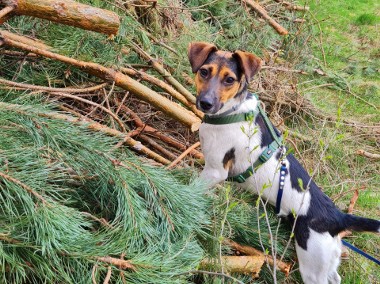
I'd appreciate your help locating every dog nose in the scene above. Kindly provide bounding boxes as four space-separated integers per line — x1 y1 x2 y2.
200 99 213 111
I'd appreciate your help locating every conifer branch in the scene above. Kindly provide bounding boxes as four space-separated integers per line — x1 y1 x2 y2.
49 92 126 132
0 171 47 204
0 34 201 131
0 102 171 165
115 103 204 159
0 29 51 50
2 0 120 35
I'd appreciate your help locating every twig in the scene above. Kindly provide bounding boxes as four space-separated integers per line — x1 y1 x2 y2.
175 270 245 284
347 189 359 214
115 103 204 159
139 134 177 160
273 0 309 11
0 33 201 131
0 6 15 21
261 66 308 74
0 171 47 204
96 256 135 270
50 92 126 132
103 266 112 284
167 142 200 169
346 90 378 111
356 149 380 159
242 0 288 35
128 43 196 104
0 77 108 93
0 102 171 165
121 67 203 118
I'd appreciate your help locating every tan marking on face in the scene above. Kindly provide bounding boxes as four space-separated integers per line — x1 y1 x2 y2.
194 63 219 95
218 65 241 103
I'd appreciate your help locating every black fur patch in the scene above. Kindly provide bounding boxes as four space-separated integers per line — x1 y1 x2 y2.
287 154 347 249
223 148 235 169
255 113 281 148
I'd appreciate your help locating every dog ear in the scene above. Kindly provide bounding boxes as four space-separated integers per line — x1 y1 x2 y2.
233 50 262 82
188 42 217 73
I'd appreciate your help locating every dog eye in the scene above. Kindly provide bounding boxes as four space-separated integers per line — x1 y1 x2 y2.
199 68 208 78
225 77 235 84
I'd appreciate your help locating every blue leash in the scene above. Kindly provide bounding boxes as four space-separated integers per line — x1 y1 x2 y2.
342 239 380 265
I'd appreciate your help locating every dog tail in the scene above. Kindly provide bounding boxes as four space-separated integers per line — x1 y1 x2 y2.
344 214 380 233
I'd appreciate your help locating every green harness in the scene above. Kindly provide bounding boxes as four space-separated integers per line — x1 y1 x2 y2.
202 95 283 183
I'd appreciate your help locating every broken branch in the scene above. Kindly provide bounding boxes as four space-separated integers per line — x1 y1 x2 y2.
242 0 288 35
96 256 135 270
356 149 380 160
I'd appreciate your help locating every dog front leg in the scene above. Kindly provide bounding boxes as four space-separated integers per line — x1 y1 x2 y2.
199 166 228 188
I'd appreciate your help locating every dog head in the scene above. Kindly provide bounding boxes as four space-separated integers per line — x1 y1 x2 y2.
188 42 261 114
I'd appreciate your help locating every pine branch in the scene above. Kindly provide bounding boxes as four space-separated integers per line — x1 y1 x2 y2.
0 171 47 204
0 102 171 165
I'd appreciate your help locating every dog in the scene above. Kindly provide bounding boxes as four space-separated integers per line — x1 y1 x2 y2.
188 42 380 284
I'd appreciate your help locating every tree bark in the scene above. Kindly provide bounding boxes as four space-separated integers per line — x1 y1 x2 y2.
2 0 120 35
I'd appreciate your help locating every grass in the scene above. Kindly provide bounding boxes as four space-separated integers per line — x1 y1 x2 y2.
298 1 380 282
302 0 380 123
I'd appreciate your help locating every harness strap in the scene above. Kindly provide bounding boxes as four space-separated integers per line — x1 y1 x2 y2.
202 93 283 185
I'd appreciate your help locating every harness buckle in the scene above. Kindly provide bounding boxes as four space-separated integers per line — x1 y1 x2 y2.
235 175 246 183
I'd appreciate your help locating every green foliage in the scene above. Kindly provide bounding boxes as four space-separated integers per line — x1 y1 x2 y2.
0 96 211 283
355 13 378 25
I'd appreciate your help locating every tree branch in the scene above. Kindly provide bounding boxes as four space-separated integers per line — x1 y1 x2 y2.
0 32 201 131
3 0 120 35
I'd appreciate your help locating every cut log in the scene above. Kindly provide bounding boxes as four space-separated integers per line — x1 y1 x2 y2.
2 0 120 35
225 239 291 276
200 255 265 278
